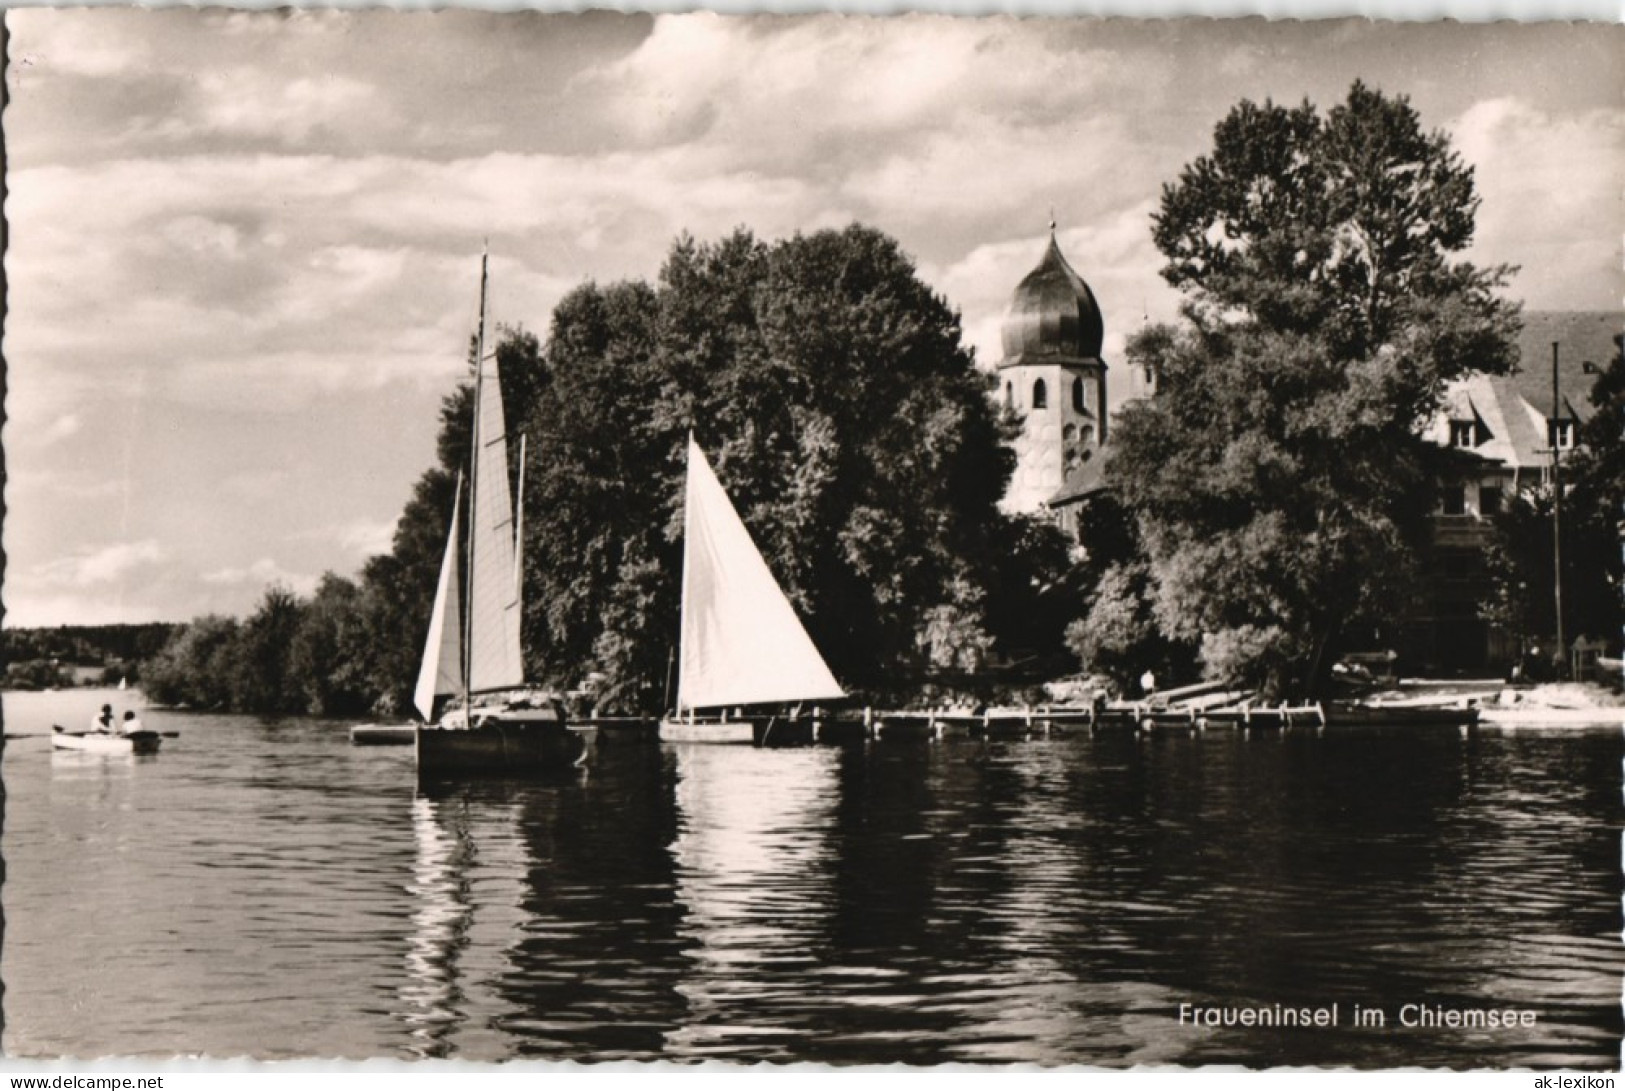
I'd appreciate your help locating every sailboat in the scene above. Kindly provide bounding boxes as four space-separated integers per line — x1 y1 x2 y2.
658 436 845 744
414 254 587 777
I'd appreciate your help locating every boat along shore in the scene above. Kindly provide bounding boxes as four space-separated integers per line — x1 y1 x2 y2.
407 255 585 778
355 253 1622 768
353 672 1623 753
658 435 846 745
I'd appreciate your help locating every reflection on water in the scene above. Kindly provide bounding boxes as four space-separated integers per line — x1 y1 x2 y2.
3 688 1620 1067
666 745 839 1060
400 793 532 1060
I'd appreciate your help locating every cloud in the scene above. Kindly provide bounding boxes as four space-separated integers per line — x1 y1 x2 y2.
8 10 148 79
33 539 167 588
334 519 399 559
201 557 319 596
39 414 83 444
3 12 1618 633
582 16 1161 165
194 73 382 147
1449 97 1624 309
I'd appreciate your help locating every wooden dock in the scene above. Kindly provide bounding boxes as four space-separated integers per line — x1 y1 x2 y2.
553 689 1491 749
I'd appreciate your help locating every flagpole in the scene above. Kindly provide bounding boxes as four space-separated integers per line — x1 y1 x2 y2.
1551 341 1566 679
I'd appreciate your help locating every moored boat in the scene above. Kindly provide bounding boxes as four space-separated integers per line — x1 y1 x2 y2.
52 726 161 755
350 723 417 746
659 436 846 745
1478 705 1625 728
413 254 585 777
1322 701 1477 728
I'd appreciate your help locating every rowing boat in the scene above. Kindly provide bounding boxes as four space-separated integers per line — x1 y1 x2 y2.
51 725 162 755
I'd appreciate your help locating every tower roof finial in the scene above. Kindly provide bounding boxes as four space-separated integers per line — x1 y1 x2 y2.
1048 208 1057 235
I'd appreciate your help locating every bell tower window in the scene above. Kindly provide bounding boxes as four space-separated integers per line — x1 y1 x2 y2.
1032 378 1047 410
1072 377 1085 413
1004 381 1013 409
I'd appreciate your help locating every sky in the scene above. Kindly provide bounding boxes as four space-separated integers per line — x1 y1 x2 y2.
4 9 1621 628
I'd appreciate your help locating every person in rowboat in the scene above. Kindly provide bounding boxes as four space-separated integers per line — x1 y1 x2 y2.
90 704 115 734
120 710 145 735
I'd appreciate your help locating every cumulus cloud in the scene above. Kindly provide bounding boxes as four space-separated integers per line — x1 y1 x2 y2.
4 12 1617 628
33 539 166 588
201 557 319 596
39 414 83 444
1449 97 1625 309
581 16 1159 165
334 519 399 559
9 9 148 79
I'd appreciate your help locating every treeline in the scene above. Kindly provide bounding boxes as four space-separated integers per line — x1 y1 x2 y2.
141 224 1078 718
139 82 1623 715
4 623 178 690
141 580 388 715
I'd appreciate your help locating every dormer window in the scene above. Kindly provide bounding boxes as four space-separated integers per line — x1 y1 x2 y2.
1449 420 1478 448
1548 419 1575 450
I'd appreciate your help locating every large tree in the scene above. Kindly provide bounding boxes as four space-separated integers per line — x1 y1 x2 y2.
1092 82 1520 697
1488 334 1625 659
518 225 1020 712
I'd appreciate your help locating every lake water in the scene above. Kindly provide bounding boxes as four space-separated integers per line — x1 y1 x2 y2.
4 687 1621 1067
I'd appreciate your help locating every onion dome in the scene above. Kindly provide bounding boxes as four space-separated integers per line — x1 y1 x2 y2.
999 233 1104 367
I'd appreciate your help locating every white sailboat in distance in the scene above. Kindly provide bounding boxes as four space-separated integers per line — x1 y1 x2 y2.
659 436 845 744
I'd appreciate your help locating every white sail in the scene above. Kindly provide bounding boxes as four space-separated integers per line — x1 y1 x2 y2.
414 474 465 721
467 330 524 694
676 437 845 711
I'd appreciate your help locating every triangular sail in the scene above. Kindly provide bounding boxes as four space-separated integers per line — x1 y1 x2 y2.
676 437 845 711
467 328 524 694
414 474 465 721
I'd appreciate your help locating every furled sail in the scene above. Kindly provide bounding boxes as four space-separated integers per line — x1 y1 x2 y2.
467 332 524 693
414 474 464 721
676 437 845 711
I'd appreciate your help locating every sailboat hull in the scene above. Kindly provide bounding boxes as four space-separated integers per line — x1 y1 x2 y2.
416 710 590 778
658 719 756 744
657 717 816 747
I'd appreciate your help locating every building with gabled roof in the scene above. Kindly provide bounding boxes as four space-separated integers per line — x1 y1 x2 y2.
1414 310 1619 671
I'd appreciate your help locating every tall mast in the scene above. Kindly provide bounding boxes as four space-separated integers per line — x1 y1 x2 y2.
1552 341 1565 675
675 431 696 714
515 432 526 627
462 247 489 716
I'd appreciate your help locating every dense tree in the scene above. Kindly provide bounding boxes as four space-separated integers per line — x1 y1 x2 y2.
1486 336 1625 658
287 574 373 716
3 623 178 671
142 614 244 709
4 658 71 690
1087 82 1520 697
226 584 306 713
520 225 1020 711
1569 334 1625 584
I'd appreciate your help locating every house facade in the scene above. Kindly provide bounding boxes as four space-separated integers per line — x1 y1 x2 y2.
1412 311 1616 671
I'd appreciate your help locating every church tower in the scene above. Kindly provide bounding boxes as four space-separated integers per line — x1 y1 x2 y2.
997 230 1108 514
